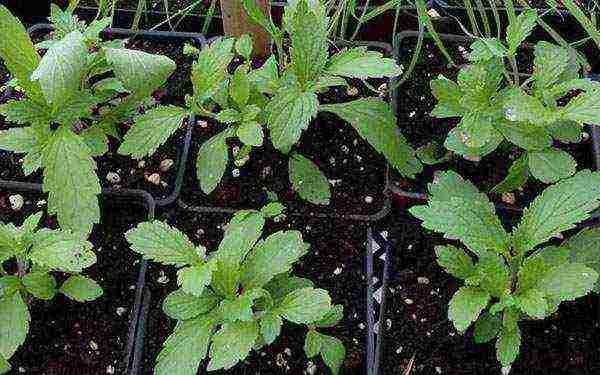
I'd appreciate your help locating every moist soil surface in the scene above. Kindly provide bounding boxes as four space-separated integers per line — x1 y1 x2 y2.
0 191 148 374
0 30 199 201
392 35 596 210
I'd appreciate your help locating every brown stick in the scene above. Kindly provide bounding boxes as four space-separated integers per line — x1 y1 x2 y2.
220 0 271 58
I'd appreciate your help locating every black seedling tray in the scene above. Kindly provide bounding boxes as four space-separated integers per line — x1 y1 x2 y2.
391 30 600 224
16 23 203 208
0 179 156 374
177 38 396 222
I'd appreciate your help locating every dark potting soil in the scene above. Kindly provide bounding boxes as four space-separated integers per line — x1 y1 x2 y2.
0 31 196 201
393 35 595 209
180 73 389 218
381 213 600 375
0 191 148 374
77 0 210 14
140 207 371 374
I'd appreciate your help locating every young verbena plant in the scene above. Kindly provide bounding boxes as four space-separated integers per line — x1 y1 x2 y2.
126 203 346 374
429 9 600 192
0 4 176 235
119 0 422 205
0 211 102 374
409 169 600 373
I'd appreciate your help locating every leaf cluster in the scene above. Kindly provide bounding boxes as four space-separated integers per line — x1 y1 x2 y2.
0 4 177 235
0 211 102 374
409 169 600 370
430 9 600 191
126 203 345 374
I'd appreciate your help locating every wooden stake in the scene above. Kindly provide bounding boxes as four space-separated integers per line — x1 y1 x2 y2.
220 0 271 58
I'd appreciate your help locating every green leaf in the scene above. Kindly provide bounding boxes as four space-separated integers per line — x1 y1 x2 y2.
453 112 503 149
562 89 600 125
118 106 188 159
81 127 108 157
260 313 282 345
496 121 553 152
533 42 571 91
42 127 100 235
0 224 17 262
0 5 41 98
126 221 203 267
320 98 422 177
215 109 241 123
0 293 29 359
409 171 509 255
314 304 344 328
539 263 598 302
240 0 280 38
0 99 51 125
207 321 259 371
304 329 323 358
320 334 345 375
196 131 229 194
513 170 600 252
0 276 20 298
213 212 265 298
29 230 96 273
20 212 43 237
278 287 331 324
0 354 10 374
241 230 308 289
105 48 175 98
0 127 44 176
565 228 600 292
31 31 87 108
248 56 279 95
547 120 582 144
473 312 501 343
445 122 503 159
162 289 219 320
288 154 331 205
515 288 547 319
475 251 511 298
266 88 318 153
430 76 463 118
59 275 102 302
288 0 328 86
506 9 538 55
528 149 576 183
22 272 56 300
230 66 250 108
415 141 452 165
260 202 285 217
502 88 554 126
191 38 234 103
155 316 215 375
448 286 490 333
237 121 264 146
496 312 521 368
468 38 506 62
264 274 314 304
219 289 265 323
177 261 216 297
235 34 253 60
435 245 476 280
457 60 503 109
325 47 402 79
491 154 529 193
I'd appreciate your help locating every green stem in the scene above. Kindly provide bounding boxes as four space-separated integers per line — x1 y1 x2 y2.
562 0 600 50
416 0 456 66
463 0 481 36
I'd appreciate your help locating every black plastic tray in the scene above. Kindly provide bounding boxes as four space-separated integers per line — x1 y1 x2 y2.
176 38 396 222
391 30 600 222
